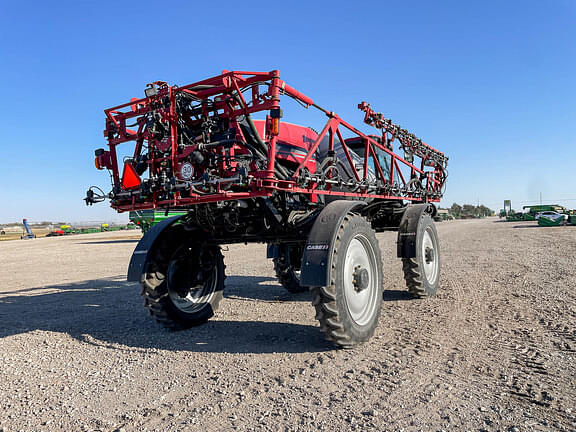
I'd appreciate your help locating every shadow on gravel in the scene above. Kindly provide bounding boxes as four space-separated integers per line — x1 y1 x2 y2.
225 275 312 302
0 277 330 354
382 290 413 301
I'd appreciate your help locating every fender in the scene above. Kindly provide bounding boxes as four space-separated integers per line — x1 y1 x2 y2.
300 200 367 287
397 203 436 258
127 215 186 282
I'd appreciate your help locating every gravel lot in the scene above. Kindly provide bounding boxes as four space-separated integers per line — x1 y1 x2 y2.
0 218 575 432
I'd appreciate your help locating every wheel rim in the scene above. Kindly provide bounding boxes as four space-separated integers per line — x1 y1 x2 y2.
293 269 301 281
343 235 379 326
167 249 219 314
422 227 439 285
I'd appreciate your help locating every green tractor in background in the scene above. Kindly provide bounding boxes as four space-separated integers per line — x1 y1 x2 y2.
523 204 566 221
505 212 524 222
505 204 569 223
129 210 188 234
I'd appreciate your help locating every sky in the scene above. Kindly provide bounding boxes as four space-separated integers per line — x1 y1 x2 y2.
0 0 574 223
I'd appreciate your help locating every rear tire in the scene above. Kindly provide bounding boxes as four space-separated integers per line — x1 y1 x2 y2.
273 244 307 294
312 214 383 348
141 240 225 329
402 215 440 298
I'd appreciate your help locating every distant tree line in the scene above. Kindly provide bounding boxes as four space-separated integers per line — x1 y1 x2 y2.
446 203 494 218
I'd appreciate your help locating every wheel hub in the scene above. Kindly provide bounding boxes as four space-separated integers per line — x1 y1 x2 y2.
352 266 369 292
167 247 220 313
425 246 435 264
170 259 206 298
421 228 439 285
343 236 379 326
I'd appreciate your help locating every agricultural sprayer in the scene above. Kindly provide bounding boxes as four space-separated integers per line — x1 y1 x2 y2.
86 70 448 347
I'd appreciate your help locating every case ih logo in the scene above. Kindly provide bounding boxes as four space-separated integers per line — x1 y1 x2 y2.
306 244 329 250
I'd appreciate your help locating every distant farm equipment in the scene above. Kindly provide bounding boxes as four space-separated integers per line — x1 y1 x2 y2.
536 211 570 227
129 210 187 233
502 204 573 225
46 223 139 237
505 212 524 222
523 205 566 220
433 209 453 222
499 202 575 227
21 219 36 239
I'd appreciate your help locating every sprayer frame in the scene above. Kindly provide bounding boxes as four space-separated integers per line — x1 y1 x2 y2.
100 70 446 212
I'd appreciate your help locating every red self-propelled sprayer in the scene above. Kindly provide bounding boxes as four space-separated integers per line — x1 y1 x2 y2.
86 70 448 347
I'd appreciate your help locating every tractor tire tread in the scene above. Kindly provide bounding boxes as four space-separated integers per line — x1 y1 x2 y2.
311 214 383 348
140 244 224 331
401 215 440 298
402 257 428 298
273 258 307 294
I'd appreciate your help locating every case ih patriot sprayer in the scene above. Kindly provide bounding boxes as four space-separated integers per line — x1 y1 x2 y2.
86 70 448 347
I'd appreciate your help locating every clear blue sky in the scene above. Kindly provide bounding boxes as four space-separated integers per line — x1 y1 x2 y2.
0 0 574 223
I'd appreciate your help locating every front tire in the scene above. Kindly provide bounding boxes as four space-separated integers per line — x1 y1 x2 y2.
312 214 383 348
402 215 440 298
142 240 225 329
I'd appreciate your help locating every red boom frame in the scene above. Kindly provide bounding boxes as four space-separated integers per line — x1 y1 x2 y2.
97 70 447 212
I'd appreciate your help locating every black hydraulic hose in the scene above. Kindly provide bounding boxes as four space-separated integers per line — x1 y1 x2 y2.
243 114 292 179
244 114 266 151
188 85 216 90
233 92 291 180
198 139 238 150
244 114 273 161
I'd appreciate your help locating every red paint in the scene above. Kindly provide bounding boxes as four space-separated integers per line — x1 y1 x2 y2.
96 70 447 212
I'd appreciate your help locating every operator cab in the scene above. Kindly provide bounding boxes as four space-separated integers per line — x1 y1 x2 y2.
344 135 392 180
317 134 392 182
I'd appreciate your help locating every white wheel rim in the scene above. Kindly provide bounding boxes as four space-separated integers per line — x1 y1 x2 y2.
168 259 219 313
169 277 217 313
422 227 439 285
343 235 379 326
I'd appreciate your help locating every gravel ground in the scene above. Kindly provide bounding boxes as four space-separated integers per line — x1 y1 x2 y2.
0 218 575 432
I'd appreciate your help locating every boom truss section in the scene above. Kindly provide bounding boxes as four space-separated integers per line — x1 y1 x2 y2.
88 70 448 211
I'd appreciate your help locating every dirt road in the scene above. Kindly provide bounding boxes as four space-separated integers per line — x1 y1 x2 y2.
0 218 574 431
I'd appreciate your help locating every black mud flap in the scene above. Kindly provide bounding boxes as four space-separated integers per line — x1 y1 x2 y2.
397 203 436 258
266 244 279 259
127 215 185 282
300 200 367 287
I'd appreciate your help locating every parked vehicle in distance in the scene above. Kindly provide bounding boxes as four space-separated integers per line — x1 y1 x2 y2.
535 211 567 221
537 211 569 227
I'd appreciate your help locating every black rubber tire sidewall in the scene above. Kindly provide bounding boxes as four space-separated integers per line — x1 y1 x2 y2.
332 215 383 343
415 215 440 296
144 241 225 329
